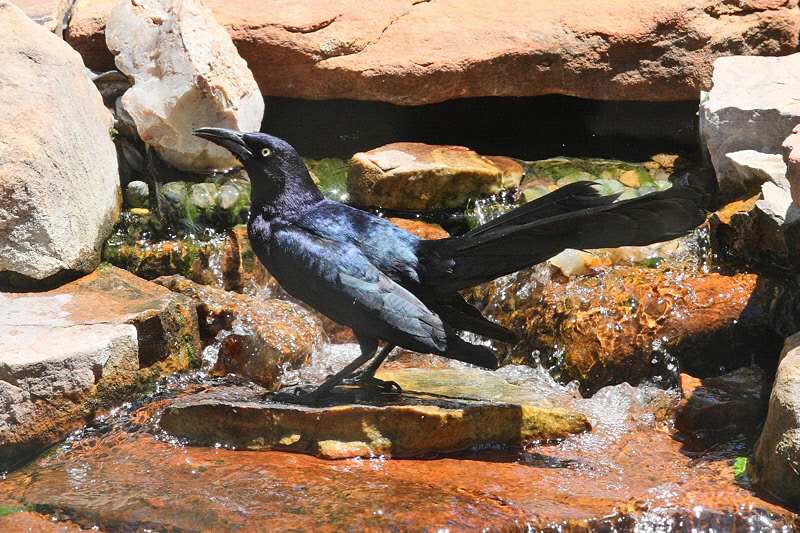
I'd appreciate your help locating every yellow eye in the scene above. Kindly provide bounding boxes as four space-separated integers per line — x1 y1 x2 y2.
261 147 272 157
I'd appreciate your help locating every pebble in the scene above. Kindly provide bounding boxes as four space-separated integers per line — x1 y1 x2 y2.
126 180 149 207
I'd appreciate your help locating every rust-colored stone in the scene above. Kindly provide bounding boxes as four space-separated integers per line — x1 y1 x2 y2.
45 267 201 375
65 0 800 103
0 267 200 468
674 367 770 440
154 275 325 389
469 265 795 393
387 217 449 240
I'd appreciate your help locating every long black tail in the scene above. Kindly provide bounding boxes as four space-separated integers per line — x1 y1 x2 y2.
419 182 707 294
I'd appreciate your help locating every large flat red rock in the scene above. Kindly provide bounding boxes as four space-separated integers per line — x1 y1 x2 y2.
62 0 800 103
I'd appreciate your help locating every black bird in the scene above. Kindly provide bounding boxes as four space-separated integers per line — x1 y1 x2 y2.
194 128 707 402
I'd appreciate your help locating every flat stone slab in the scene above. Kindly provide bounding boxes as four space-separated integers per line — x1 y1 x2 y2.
0 266 200 467
160 368 591 458
64 0 800 104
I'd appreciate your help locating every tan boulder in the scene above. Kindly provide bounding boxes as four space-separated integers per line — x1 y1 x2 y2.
65 0 800 104
347 142 523 211
0 1 120 287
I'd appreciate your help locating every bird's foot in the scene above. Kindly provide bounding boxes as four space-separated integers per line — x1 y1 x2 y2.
341 374 402 394
270 384 327 405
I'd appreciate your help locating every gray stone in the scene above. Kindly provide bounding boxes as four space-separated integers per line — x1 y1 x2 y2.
126 180 149 208
783 124 800 208
0 1 121 287
706 150 800 269
751 332 800 509
105 0 264 170
727 150 791 194
0 321 138 402
701 53 800 202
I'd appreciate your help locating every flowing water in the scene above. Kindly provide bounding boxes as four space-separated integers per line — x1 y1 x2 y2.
0 347 796 532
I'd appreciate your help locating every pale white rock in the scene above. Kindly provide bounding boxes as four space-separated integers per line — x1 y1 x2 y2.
727 150 791 194
0 323 138 398
0 1 120 285
752 332 800 509
700 53 800 202
782 124 800 208
726 149 800 227
106 0 264 170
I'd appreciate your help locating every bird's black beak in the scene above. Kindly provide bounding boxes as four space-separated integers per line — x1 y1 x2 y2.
194 127 251 159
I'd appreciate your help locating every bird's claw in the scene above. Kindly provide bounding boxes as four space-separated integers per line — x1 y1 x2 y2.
341 375 402 394
271 384 324 405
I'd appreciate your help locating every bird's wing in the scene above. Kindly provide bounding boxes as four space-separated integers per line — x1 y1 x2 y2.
267 223 449 353
291 200 423 286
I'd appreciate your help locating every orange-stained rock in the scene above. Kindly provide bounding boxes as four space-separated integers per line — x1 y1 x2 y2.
674 367 770 441
0 266 199 468
387 217 449 240
65 0 800 104
347 143 523 211
3 377 797 531
468 265 794 393
0 510 92 532
154 275 325 389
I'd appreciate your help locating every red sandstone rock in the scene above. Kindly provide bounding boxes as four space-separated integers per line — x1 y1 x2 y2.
64 0 800 104
674 367 770 440
468 265 792 394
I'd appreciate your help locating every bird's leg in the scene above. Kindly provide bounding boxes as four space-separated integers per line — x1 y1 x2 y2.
342 343 401 392
273 338 378 404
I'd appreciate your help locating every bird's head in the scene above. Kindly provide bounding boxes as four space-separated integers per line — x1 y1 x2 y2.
194 127 322 210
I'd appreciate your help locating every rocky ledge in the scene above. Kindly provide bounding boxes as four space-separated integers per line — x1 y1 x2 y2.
61 0 800 104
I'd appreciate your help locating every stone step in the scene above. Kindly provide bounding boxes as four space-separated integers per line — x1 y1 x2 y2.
159 367 591 458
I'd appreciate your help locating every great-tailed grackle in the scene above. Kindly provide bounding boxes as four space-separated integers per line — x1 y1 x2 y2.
194 128 707 402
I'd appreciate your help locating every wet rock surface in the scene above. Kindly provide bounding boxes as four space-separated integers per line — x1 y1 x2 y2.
0 1 120 288
153 275 325 389
752 332 800 509
160 367 591 459
468 262 796 394
0 371 796 532
65 0 799 104
0 267 199 468
674 367 770 442
348 142 523 211
106 0 263 169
